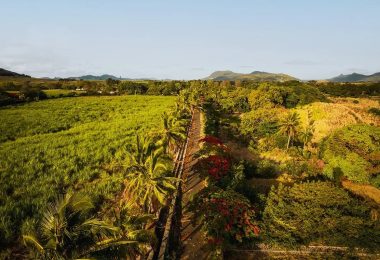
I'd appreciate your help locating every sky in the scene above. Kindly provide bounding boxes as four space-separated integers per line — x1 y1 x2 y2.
1 0 379 80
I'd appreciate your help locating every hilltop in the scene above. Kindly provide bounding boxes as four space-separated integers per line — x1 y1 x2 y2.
0 68 30 78
329 72 380 82
203 70 298 82
67 74 130 80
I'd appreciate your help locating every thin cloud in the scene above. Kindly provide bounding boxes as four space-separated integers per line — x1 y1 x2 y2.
284 60 322 66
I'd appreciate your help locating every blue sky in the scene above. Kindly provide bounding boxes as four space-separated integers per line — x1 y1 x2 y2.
1 0 379 79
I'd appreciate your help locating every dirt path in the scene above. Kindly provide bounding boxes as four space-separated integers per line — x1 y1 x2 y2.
180 109 210 259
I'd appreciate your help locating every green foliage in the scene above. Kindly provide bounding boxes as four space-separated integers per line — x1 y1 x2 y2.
118 81 148 95
22 193 153 259
247 83 325 110
122 137 177 213
0 95 175 247
240 109 281 139
278 112 301 149
323 153 371 183
369 107 380 116
158 112 187 155
263 182 380 249
322 124 380 184
316 82 380 97
203 101 221 136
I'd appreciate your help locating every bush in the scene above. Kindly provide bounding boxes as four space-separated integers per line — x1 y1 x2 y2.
369 107 380 116
240 109 282 139
189 187 259 246
255 160 279 178
321 124 380 184
263 182 380 249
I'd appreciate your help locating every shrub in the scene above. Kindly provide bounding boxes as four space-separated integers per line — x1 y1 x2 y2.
189 187 259 246
240 109 282 139
263 182 380 249
369 107 380 116
255 160 279 178
321 124 380 184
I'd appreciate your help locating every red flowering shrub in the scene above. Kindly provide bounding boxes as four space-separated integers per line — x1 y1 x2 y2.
197 155 230 181
189 187 260 245
205 155 230 180
199 135 224 146
199 135 229 153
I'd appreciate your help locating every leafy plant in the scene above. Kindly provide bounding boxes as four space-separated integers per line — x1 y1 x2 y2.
189 187 259 247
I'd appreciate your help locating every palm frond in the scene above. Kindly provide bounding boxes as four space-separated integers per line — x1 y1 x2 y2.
23 235 45 253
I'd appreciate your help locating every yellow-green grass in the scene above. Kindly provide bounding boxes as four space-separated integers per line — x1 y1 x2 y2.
342 180 380 205
294 98 379 143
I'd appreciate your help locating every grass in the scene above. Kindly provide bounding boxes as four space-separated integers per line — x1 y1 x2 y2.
295 98 379 142
0 95 175 244
342 180 380 205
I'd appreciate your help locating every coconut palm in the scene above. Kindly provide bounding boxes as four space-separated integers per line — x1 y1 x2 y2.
89 203 156 259
300 124 315 150
175 93 191 117
159 112 187 155
23 192 154 259
123 147 177 214
278 112 300 149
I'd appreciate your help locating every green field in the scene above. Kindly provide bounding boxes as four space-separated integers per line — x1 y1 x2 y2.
0 95 175 243
42 89 87 97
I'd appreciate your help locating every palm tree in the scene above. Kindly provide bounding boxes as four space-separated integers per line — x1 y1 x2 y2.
90 203 156 259
123 146 177 214
300 111 315 150
23 193 152 259
278 112 300 149
175 93 191 117
159 112 187 155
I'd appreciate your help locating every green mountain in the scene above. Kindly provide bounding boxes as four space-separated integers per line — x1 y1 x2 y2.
0 68 30 78
204 70 298 82
68 74 129 80
329 72 380 82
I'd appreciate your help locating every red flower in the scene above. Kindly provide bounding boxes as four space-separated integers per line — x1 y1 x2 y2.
199 135 224 146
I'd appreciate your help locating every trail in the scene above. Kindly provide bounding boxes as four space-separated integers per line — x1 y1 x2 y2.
179 108 210 259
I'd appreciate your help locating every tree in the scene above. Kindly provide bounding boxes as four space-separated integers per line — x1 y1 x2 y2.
240 108 282 139
123 137 177 213
322 124 380 184
263 182 380 249
299 111 315 150
22 193 143 259
159 112 187 155
19 82 47 101
278 112 300 149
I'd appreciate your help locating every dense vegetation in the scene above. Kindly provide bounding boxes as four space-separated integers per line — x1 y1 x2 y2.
263 182 380 249
321 124 380 186
0 77 379 258
0 95 185 257
314 81 380 97
184 79 380 257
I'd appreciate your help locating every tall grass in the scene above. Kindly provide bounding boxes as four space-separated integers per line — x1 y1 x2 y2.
0 95 175 246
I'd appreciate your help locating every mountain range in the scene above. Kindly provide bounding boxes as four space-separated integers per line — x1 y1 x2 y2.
1 67 380 82
203 70 298 82
328 72 380 83
67 74 129 80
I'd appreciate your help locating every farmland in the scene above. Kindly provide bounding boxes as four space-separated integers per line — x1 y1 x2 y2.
0 95 175 247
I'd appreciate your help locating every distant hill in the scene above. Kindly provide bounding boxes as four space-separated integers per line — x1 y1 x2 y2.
68 74 129 80
329 72 380 82
204 70 298 82
0 68 30 78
